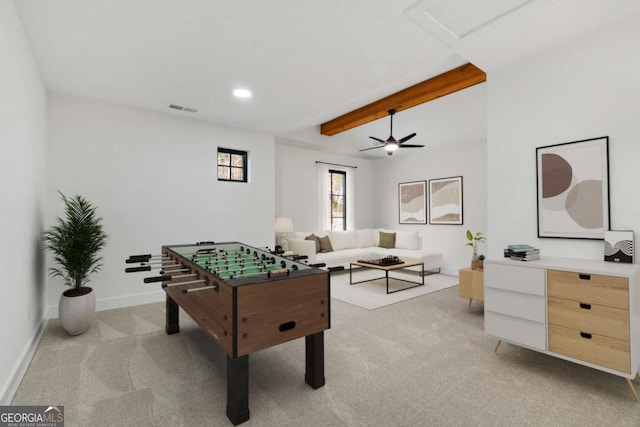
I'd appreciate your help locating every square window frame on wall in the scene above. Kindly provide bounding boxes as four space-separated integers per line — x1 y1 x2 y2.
217 147 248 183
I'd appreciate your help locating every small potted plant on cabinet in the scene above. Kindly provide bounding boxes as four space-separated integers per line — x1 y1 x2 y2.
465 230 486 270
44 193 108 335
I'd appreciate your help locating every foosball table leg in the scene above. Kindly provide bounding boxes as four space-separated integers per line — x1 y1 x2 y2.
165 294 180 335
226 355 250 425
305 332 325 389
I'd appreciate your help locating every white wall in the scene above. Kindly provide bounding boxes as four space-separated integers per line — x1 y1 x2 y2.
0 0 48 403
373 141 487 275
274 142 375 232
487 16 640 260
46 93 275 316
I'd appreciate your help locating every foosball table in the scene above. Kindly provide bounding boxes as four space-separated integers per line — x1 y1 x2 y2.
125 242 330 425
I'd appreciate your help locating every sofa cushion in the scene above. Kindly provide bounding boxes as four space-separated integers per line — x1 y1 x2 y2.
329 230 359 251
395 230 420 250
378 231 396 249
305 234 321 253
317 235 334 253
356 229 374 248
316 248 377 264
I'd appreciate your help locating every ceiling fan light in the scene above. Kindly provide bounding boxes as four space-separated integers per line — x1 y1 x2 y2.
385 142 399 152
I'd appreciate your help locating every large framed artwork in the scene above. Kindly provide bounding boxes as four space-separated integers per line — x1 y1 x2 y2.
536 136 610 239
398 181 427 224
428 176 463 225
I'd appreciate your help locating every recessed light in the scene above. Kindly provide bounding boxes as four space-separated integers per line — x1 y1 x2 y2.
233 88 252 99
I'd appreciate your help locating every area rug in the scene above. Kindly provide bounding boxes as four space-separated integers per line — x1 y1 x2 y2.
329 269 458 310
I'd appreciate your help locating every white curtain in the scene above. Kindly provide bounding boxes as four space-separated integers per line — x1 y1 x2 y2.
316 162 356 231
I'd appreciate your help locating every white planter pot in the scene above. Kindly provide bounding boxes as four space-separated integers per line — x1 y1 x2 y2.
59 287 96 335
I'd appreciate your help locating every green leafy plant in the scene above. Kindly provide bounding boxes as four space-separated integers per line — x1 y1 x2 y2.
465 230 486 257
478 254 486 261
44 192 108 296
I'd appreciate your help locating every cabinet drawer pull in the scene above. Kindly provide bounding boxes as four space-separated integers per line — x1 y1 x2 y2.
579 303 592 310
578 273 591 280
580 332 592 339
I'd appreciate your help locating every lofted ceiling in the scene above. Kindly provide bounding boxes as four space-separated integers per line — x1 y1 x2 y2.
13 0 640 158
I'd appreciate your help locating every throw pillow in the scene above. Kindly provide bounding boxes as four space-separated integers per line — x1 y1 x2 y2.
317 235 334 253
305 234 321 253
378 231 396 249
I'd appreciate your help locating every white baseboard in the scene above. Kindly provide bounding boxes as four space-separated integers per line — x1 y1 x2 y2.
45 289 165 319
440 266 459 276
1 318 48 405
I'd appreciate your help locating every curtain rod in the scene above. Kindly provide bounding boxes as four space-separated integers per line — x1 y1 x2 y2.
315 161 358 169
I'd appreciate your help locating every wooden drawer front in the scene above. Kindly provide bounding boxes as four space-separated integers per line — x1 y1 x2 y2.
548 297 629 342
485 287 545 323
549 324 630 374
485 311 546 350
485 263 545 296
547 270 628 310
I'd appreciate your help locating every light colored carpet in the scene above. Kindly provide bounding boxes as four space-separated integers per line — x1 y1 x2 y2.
12 287 640 426
330 269 458 309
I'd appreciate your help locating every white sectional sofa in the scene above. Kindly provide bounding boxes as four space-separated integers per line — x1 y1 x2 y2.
289 229 442 272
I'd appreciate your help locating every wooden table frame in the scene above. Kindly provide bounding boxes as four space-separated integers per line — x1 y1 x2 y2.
349 260 425 294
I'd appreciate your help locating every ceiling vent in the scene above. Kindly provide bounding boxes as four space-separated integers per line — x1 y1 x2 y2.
169 104 198 113
406 0 534 47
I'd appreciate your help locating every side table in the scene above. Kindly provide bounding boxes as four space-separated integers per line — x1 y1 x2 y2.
459 267 484 311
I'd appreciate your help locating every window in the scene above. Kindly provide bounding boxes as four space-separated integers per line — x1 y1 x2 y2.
329 169 346 230
217 148 247 182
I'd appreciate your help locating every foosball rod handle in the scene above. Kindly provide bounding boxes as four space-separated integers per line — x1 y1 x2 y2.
143 275 171 283
125 266 151 273
126 254 152 263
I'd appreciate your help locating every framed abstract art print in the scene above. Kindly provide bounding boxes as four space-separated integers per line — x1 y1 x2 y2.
536 136 609 239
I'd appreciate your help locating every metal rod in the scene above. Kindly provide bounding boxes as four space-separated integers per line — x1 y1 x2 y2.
184 285 218 293
163 279 206 287
315 160 357 169
142 261 176 266
168 273 197 279
161 268 189 273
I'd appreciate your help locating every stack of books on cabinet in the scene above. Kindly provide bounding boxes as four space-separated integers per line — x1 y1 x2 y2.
504 244 540 261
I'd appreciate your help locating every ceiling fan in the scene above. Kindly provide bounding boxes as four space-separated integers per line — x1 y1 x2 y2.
359 109 424 155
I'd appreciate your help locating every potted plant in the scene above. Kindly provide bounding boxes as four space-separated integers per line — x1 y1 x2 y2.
44 193 108 335
478 254 485 270
465 230 486 270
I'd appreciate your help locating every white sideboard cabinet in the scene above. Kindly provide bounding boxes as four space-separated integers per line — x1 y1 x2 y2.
484 257 640 399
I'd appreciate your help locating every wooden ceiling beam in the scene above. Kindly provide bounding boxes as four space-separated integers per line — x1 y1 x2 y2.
320 63 486 136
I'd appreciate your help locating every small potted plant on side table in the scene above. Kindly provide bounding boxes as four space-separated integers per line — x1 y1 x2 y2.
478 254 485 270
465 230 486 270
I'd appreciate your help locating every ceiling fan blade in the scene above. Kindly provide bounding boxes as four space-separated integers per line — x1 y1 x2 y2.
398 144 425 148
359 146 385 152
398 133 417 144
369 136 385 144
